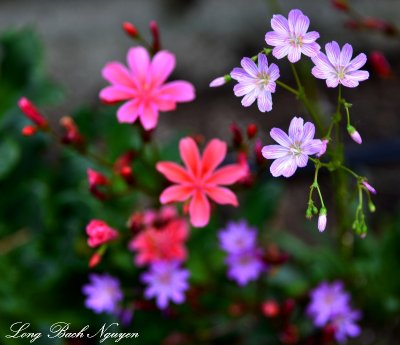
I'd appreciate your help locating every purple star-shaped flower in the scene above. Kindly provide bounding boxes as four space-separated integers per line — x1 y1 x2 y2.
262 116 324 178
265 9 320 63
226 250 265 286
311 41 369 88
230 54 280 112
332 308 362 344
218 220 257 254
141 261 190 310
82 273 123 314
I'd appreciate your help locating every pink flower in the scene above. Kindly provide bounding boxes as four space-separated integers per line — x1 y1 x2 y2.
261 117 324 178
347 125 362 144
156 137 246 227
99 46 195 130
265 9 320 63
318 208 327 232
230 54 279 112
311 41 369 88
86 220 118 248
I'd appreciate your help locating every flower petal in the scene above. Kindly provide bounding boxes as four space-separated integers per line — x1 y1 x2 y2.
116 100 140 123
99 86 135 103
258 54 269 74
326 78 340 88
347 53 367 71
233 82 256 97
303 31 320 43
151 50 176 87
156 162 192 184
312 52 335 74
265 31 287 47
102 62 135 87
340 43 353 66
272 45 290 59
205 186 238 206
158 81 195 102
302 42 320 58
288 47 302 63
302 122 316 142
230 67 251 81
160 185 193 203
270 156 297 178
189 191 210 227
240 57 259 78
325 41 341 65
270 128 292 147
267 63 280 82
127 46 150 83
257 90 272 112
241 89 258 107
346 70 369 82
140 104 159 130
302 139 324 155
271 14 289 34
201 139 227 176
262 145 289 159
179 137 201 177
294 11 310 35
295 154 308 168
288 117 304 142
288 9 304 33
206 164 246 185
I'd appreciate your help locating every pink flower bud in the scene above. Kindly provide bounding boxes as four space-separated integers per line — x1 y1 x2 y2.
318 208 327 232
209 76 226 88
21 125 37 136
362 180 377 194
347 125 362 144
247 123 258 139
18 97 48 128
316 139 329 157
87 169 109 188
60 116 84 146
149 20 161 53
86 220 118 247
122 22 139 38
370 51 391 78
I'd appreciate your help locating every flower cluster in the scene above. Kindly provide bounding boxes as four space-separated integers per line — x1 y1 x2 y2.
218 220 265 286
307 281 361 344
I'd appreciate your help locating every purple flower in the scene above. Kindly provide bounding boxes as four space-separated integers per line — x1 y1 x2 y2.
230 54 279 112
226 250 264 286
261 117 324 178
332 308 362 344
311 41 369 88
82 273 123 314
265 9 320 63
307 281 350 327
218 220 257 254
141 261 190 310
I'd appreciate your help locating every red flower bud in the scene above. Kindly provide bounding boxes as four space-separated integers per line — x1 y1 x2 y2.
149 20 161 53
122 22 139 38
332 0 349 11
60 116 84 146
230 122 243 148
21 125 37 136
247 123 258 139
18 97 48 128
369 51 392 78
261 300 280 318
89 252 102 268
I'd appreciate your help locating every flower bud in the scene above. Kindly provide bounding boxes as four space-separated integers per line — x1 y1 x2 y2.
230 122 243 148
60 116 84 147
368 201 376 213
316 139 328 157
89 252 102 268
87 169 109 200
122 22 139 38
21 125 37 136
86 220 118 248
362 180 376 195
247 123 258 139
370 51 391 78
332 0 349 11
209 76 226 88
18 97 48 128
261 300 280 318
149 20 161 53
347 125 362 144
318 208 327 232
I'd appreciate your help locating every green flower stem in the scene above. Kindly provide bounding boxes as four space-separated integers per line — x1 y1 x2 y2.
326 86 342 140
276 80 299 96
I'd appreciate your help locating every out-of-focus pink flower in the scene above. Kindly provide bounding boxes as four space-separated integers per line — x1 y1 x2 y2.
86 220 119 248
230 54 279 112
312 41 369 88
156 137 246 227
362 180 377 194
262 117 324 178
347 125 362 144
129 217 188 266
18 97 48 128
99 46 195 130
369 51 392 78
265 9 320 63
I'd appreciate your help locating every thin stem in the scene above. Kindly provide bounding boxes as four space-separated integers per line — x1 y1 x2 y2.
276 80 299 96
339 165 360 179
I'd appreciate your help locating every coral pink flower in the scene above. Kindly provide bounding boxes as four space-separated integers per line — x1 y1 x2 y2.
86 220 119 248
129 218 188 266
156 137 246 227
99 46 195 130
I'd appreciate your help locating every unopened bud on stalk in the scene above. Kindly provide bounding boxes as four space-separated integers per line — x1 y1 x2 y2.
332 0 349 11
209 77 226 88
149 20 161 53
89 252 102 268
122 22 139 38
368 201 376 213
318 207 327 232
247 123 258 139
18 97 48 128
347 125 362 144
21 125 37 136
362 180 377 194
230 122 243 148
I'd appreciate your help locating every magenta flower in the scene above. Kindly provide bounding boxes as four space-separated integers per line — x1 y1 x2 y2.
307 281 350 327
332 308 362 344
226 250 264 286
311 41 369 88
230 54 280 112
262 117 324 178
141 261 190 310
82 274 123 314
99 46 195 130
265 9 320 63
218 220 257 254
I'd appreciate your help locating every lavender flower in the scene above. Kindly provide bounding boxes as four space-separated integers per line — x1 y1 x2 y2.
307 281 351 327
265 9 320 63
141 261 190 310
82 273 123 314
262 117 324 178
312 41 369 88
226 250 264 286
230 54 279 112
332 308 362 344
218 220 257 254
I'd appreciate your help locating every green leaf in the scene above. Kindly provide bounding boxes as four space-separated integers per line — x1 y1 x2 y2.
0 138 20 179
